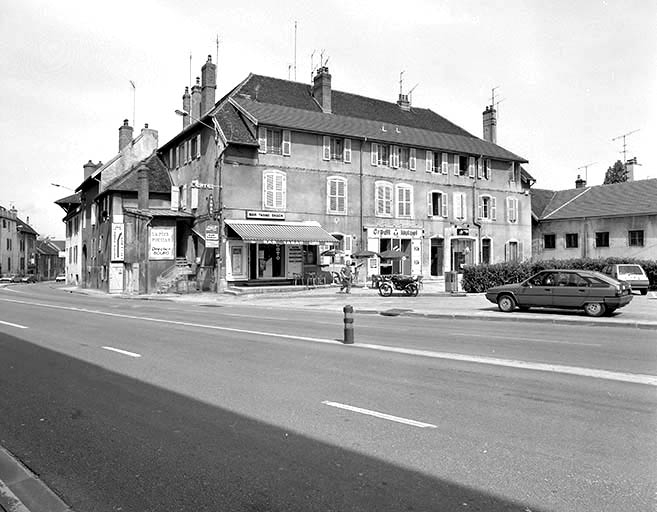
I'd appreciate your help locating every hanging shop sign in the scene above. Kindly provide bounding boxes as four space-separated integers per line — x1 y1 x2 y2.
205 223 220 248
149 227 174 260
367 227 423 239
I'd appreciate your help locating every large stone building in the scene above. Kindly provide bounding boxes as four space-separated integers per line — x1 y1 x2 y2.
0 205 38 278
532 165 657 261
159 60 532 288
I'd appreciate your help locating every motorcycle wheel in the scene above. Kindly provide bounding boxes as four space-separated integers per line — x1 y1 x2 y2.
378 282 393 297
404 283 419 296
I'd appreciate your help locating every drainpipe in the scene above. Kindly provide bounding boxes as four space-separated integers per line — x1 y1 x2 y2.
359 137 366 252
472 156 483 264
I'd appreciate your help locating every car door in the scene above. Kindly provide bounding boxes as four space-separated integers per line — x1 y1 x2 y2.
516 271 555 307
550 271 590 308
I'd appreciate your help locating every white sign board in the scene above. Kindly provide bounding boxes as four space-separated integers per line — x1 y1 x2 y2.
205 223 219 248
149 227 174 260
111 223 124 261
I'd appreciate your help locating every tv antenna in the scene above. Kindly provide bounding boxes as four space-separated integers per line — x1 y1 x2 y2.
129 80 136 128
293 21 297 81
612 129 640 164
399 70 404 95
577 162 596 182
408 83 419 104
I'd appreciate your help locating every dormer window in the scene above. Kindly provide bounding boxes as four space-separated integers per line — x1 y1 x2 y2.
258 127 291 156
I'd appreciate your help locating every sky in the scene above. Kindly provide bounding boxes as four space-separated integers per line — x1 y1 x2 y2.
1 0 655 239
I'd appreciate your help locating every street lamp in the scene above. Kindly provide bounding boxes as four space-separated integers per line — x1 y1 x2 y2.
51 183 76 192
173 109 227 293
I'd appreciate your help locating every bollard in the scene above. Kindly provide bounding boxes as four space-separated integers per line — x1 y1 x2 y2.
343 305 355 344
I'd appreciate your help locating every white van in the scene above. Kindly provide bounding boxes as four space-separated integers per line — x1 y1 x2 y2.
602 264 649 295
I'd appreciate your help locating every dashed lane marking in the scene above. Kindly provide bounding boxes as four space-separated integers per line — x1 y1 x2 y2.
0 319 28 329
101 346 142 358
322 401 437 428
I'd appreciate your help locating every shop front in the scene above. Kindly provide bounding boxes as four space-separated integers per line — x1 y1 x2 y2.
365 226 423 278
224 220 337 284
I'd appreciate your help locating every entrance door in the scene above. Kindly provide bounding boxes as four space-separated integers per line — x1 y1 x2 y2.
257 244 285 278
430 238 444 276
450 239 474 271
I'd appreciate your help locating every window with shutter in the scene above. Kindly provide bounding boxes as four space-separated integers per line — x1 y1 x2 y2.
344 139 352 163
425 150 433 172
468 157 475 178
452 154 459 176
375 181 392 216
371 143 379 166
453 192 466 220
258 127 267 153
441 192 448 217
327 177 347 214
323 136 331 161
282 130 291 156
477 158 483 179
191 187 199 210
391 146 400 168
263 171 286 209
507 197 518 223
485 159 491 179
490 196 497 220
170 187 180 210
396 185 412 217
409 148 416 170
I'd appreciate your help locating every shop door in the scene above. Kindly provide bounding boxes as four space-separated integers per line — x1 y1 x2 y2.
257 244 285 278
450 239 474 271
431 238 444 276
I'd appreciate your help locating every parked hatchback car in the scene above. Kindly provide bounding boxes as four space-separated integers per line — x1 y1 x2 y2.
55 273 66 283
485 269 633 317
601 264 649 295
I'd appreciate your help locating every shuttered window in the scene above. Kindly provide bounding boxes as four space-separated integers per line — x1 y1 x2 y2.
327 177 347 214
263 170 286 209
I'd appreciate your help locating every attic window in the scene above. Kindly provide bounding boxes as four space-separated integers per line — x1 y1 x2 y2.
381 125 387 132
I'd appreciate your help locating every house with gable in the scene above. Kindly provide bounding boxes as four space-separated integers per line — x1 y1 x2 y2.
531 166 657 260
160 60 533 288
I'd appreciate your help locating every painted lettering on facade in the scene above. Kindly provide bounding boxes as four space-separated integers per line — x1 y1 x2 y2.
149 227 174 260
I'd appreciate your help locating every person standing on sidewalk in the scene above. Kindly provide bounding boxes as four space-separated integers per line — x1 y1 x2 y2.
340 260 353 293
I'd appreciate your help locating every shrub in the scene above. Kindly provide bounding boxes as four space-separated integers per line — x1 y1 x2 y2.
462 257 657 293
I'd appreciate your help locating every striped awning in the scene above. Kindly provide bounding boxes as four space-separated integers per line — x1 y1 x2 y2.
225 220 337 245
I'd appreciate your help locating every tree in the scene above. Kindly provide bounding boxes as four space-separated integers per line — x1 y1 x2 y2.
603 160 627 184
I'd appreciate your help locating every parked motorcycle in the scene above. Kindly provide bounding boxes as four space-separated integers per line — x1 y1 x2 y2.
378 274 420 297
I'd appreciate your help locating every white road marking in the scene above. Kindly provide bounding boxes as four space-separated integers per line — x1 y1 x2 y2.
322 401 437 428
2 297 655 386
449 332 602 346
0 319 28 329
101 346 141 358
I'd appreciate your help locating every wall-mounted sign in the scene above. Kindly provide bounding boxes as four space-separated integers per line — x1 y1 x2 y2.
367 227 423 239
456 228 470 236
246 211 285 220
205 223 219 248
149 227 174 260
191 179 216 190
111 223 124 261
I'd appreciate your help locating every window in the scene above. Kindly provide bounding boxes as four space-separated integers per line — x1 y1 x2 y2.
544 234 556 249
378 144 389 166
263 170 286 209
510 162 516 182
441 153 449 174
478 194 497 221
390 146 400 168
425 150 435 172
565 233 578 248
595 232 609 248
453 192 467 221
327 177 347 214
458 155 468 176
628 230 644 247
324 136 348 161
399 147 411 169
409 148 416 171
506 197 518 223
375 181 393 217
506 241 519 262
258 127 291 156
396 184 413 218
428 191 448 217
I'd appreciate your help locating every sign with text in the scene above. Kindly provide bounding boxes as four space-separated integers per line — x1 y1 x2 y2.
205 223 219 248
111 223 124 261
246 210 285 220
367 227 423 239
149 227 174 260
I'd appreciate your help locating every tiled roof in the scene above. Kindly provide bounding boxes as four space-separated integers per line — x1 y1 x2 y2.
36 239 59 255
213 73 527 163
535 178 657 220
54 193 81 206
50 240 66 251
104 152 171 194
16 217 38 235
216 102 257 145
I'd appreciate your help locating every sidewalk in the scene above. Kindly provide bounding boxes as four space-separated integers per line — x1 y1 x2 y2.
64 280 657 330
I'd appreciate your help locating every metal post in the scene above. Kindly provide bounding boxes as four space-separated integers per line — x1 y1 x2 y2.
343 305 354 344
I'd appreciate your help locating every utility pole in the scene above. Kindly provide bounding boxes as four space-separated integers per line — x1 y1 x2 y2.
612 129 640 165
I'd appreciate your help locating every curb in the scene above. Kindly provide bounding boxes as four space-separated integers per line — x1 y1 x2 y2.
0 447 70 512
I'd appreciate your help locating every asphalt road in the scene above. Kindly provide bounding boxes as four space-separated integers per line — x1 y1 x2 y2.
1 284 656 512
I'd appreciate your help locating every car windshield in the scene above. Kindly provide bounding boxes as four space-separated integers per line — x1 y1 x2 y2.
618 265 643 275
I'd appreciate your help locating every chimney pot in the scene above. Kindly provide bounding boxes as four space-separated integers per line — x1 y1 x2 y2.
118 119 134 151
191 77 202 120
201 55 217 116
312 66 332 113
482 105 497 144
575 175 587 188
182 86 191 129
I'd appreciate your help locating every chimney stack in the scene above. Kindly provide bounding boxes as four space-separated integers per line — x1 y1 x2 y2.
312 66 332 113
118 119 134 151
191 77 202 120
137 164 149 210
397 94 411 112
182 87 191 128
201 55 217 116
83 159 97 179
482 105 497 144
625 157 639 181
575 174 587 188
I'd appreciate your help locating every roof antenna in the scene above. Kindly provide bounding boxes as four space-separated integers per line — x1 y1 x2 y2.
129 80 136 128
189 52 192 90
408 83 419 105
399 70 405 96
577 162 596 182
612 129 640 165
310 50 316 81
216 34 220 66
293 21 297 81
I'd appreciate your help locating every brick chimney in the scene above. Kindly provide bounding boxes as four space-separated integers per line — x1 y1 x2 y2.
118 119 133 151
397 93 411 112
201 55 217 116
191 77 202 120
182 87 191 128
575 174 587 188
137 164 149 210
83 160 97 179
482 105 497 144
625 157 639 181
312 66 332 113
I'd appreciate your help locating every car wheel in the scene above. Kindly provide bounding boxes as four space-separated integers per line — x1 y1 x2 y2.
404 283 419 296
584 302 606 317
497 294 516 313
378 282 393 297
